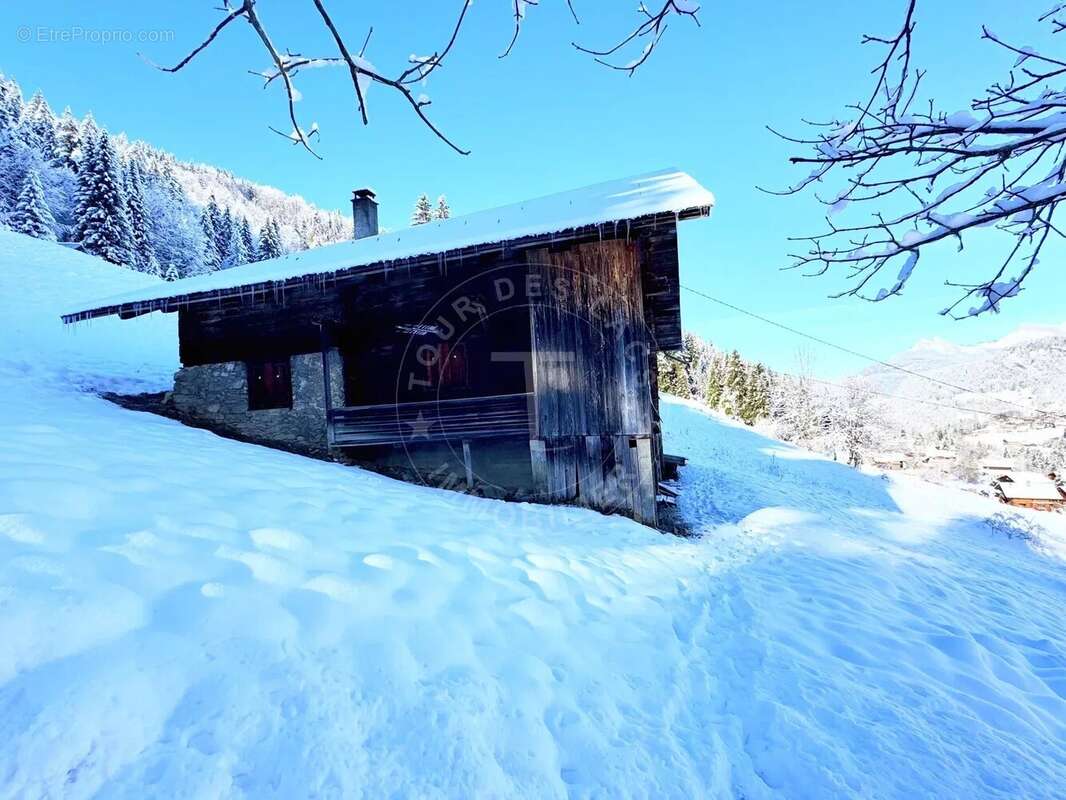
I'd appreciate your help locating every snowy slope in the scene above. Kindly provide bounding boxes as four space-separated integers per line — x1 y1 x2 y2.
2 231 1066 798
0 228 176 392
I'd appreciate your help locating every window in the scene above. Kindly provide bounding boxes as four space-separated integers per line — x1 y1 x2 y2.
435 342 469 390
247 358 292 410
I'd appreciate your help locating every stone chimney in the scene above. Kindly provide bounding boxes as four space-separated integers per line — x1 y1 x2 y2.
351 188 378 240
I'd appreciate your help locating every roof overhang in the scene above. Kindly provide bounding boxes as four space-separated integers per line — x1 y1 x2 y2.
62 168 713 324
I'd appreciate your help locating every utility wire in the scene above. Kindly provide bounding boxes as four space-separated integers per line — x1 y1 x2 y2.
679 283 1066 423
804 375 1042 422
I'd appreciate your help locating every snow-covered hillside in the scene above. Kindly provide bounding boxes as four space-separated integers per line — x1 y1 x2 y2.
1 230 1065 798
1 71 350 278
862 323 1066 430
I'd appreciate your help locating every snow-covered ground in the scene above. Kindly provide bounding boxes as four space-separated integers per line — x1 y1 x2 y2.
1 229 1065 799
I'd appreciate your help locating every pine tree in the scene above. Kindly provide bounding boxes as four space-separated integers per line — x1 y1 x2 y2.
0 76 28 213
163 262 179 281
200 205 221 272
143 249 161 278
0 136 29 213
54 107 80 172
202 197 226 264
656 352 689 398
77 112 100 168
258 217 283 260
8 165 57 240
217 205 233 261
222 220 249 267
124 160 155 271
239 216 255 261
0 74 24 133
435 194 451 220
722 350 745 417
71 128 99 232
739 363 770 426
270 218 284 255
680 332 713 400
71 131 134 265
411 193 433 225
18 91 57 157
706 355 724 409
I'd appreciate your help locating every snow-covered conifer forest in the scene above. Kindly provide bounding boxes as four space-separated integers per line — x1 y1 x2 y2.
0 73 351 278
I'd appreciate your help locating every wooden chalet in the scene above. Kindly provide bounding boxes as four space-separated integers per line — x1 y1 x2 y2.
63 169 714 527
992 472 1066 512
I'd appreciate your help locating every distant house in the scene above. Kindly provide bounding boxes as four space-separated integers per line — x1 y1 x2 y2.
979 457 1019 475
871 451 908 470
992 471 1066 512
920 448 954 468
62 169 714 527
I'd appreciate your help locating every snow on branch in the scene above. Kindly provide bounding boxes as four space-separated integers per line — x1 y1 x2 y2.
776 0 1066 318
145 1 697 157
571 1 700 75
144 0 473 156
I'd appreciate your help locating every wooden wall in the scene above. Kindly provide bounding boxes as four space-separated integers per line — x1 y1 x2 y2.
639 221 683 352
530 435 657 525
527 239 653 438
526 239 659 525
178 285 342 367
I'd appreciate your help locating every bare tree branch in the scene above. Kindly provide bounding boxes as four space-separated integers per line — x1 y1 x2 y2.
500 0 538 59
777 0 1066 317
244 1 322 158
141 1 247 74
146 1 695 156
572 1 699 74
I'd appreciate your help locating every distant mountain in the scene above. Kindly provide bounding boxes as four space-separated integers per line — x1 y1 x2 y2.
861 323 1066 431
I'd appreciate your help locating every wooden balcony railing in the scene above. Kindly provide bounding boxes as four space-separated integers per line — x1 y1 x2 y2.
328 392 536 447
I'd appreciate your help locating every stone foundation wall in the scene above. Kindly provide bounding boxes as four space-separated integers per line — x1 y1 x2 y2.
172 352 338 457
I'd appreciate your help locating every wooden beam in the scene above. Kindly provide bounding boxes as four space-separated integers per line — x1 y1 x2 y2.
462 439 474 489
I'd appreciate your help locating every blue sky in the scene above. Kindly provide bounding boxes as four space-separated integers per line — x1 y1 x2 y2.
4 1 1063 376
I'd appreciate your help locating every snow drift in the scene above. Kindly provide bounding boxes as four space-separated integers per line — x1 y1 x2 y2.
1 229 1064 798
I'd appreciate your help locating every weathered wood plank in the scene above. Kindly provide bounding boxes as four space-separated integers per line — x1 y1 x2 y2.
527 239 653 438
330 393 534 446
634 436 658 526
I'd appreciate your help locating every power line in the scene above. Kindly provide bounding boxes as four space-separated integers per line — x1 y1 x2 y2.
805 375 1041 422
679 283 1066 423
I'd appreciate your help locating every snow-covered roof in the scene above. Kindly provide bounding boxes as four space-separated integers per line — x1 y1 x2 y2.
979 458 1019 471
63 168 713 323
994 475 1065 501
